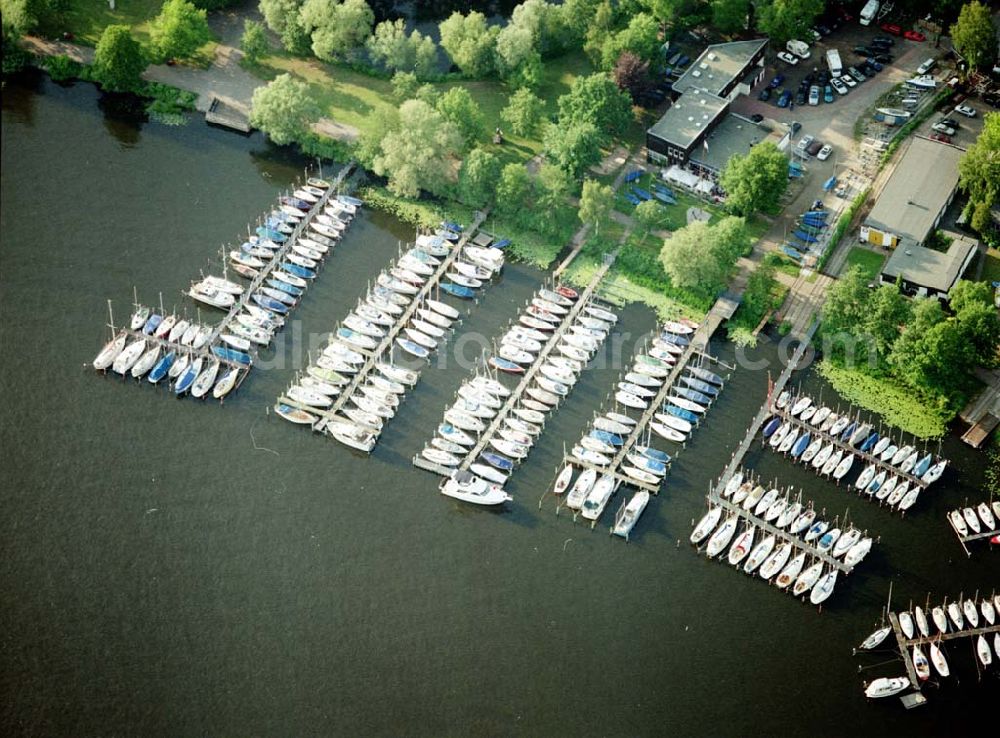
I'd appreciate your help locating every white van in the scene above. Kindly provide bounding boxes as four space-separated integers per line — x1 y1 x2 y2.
917 58 936 75
787 40 810 59
860 0 879 26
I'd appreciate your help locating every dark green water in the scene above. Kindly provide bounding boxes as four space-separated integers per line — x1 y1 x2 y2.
1 74 995 737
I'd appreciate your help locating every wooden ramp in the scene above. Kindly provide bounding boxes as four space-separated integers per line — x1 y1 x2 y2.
205 97 251 133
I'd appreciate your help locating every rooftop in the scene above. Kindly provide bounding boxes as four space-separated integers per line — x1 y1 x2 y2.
647 90 729 151
864 137 964 247
689 113 767 173
881 235 977 293
673 39 768 97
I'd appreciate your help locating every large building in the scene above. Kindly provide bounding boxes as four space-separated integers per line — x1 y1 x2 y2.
647 39 768 169
860 137 963 250
878 234 977 300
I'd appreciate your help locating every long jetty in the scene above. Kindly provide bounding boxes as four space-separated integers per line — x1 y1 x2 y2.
279 210 489 433
562 313 733 498
709 320 819 499
768 403 930 490
411 251 617 479
205 162 355 347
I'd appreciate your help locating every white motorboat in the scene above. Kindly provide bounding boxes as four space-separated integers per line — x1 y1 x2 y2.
899 611 915 639
792 561 824 596
130 344 160 379
947 601 964 630
190 360 220 399
809 569 838 605
552 465 574 496
212 366 239 399
843 537 872 567
566 468 598 510
963 599 980 628
864 677 909 699
422 447 461 467
963 507 982 534
439 470 511 506
612 491 650 538
832 528 862 559
758 542 791 580
859 626 892 651
743 534 775 574
789 508 816 535
977 635 993 667
977 502 996 530
911 645 931 681
615 390 648 410
706 515 739 557
932 606 948 634
112 337 147 375
580 475 616 521
287 385 332 408
914 606 930 638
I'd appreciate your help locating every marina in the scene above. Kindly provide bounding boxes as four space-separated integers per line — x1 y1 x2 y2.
275 211 495 447
90 164 356 400
549 311 732 532
762 392 947 508
411 252 617 486
945 499 1000 556
858 593 1000 700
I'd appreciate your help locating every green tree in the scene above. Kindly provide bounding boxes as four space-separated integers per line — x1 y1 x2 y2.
948 279 993 314
557 73 632 142
390 71 419 100
719 142 788 217
634 198 666 231
950 280 1000 367
950 1 998 72
93 24 147 93
820 265 871 350
542 121 603 177
578 178 614 234
458 148 502 207
501 87 545 136
659 220 729 293
958 111 999 238
888 298 946 389
414 83 439 107
643 0 709 30
149 0 212 62
372 99 463 197
496 163 533 216
367 19 414 72
711 215 749 263
299 0 373 62
0 0 65 34
536 163 573 211
864 282 913 359
584 1 613 66
355 103 398 167
412 32 438 78
436 87 485 149
240 19 269 64
739 261 778 323
559 0 600 46
601 12 660 69
711 0 749 34
757 0 824 46
260 0 310 54
439 11 497 77
249 73 320 145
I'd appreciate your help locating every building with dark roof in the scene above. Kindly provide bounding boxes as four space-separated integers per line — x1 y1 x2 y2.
672 39 769 101
878 234 977 300
646 90 729 167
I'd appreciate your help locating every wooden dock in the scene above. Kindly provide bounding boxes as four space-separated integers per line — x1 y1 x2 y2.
888 612 922 690
206 163 355 348
768 404 933 491
205 97 251 133
709 321 819 500
279 210 489 437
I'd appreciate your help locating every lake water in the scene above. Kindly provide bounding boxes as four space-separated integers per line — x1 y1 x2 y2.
1 73 995 736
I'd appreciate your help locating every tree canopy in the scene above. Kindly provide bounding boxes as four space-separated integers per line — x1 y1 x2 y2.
950 1 997 72
299 0 373 62
240 19 269 64
501 87 545 136
578 178 614 234
496 162 533 216
150 0 212 62
435 87 485 150
612 52 651 103
659 216 745 295
542 121 603 177
557 73 633 143
757 0 824 46
249 73 320 146
719 142 788 217
600 12 660 69
259 0 310 54
372 99 463 197
438 11 498 77
711 0 750 34
958 111 999 238
458 148 502 207
93 24 147 93
366 19 438 77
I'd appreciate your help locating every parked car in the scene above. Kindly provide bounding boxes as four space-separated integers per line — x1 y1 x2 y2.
867 59 885 71
859 63 877 78
809 85 820 105
777 90 792 108
817 70 830 85
816 23 832 36
932 122 956 135
853 45 873 56
954 104 976 117
873 53 893 63
872 35 895 46
817 144 833 160
848 66 866 83
940 117 959 128
930 132 951 143
917 58 936 74
758 88 772 101
904 30 926 42
840 73 857 88
824 84 834 103
880 23 902 36
777 51 799 65
750 113 764 122
769 74 785 89
795 89 807 106
790 120 801 134
807 140 824 156
797 134 815 152
808 28 821 41
831 77 848 94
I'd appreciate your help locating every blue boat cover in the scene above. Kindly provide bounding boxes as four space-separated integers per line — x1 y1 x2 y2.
624 170 643 183
492 238 511 250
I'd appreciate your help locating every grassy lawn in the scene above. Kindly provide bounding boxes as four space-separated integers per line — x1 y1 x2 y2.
763 251 802 278
843 246 885 280
979 247 1000 285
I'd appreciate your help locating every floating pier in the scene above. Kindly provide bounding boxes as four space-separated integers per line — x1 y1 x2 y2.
411 250 616 480
277 211 490 440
